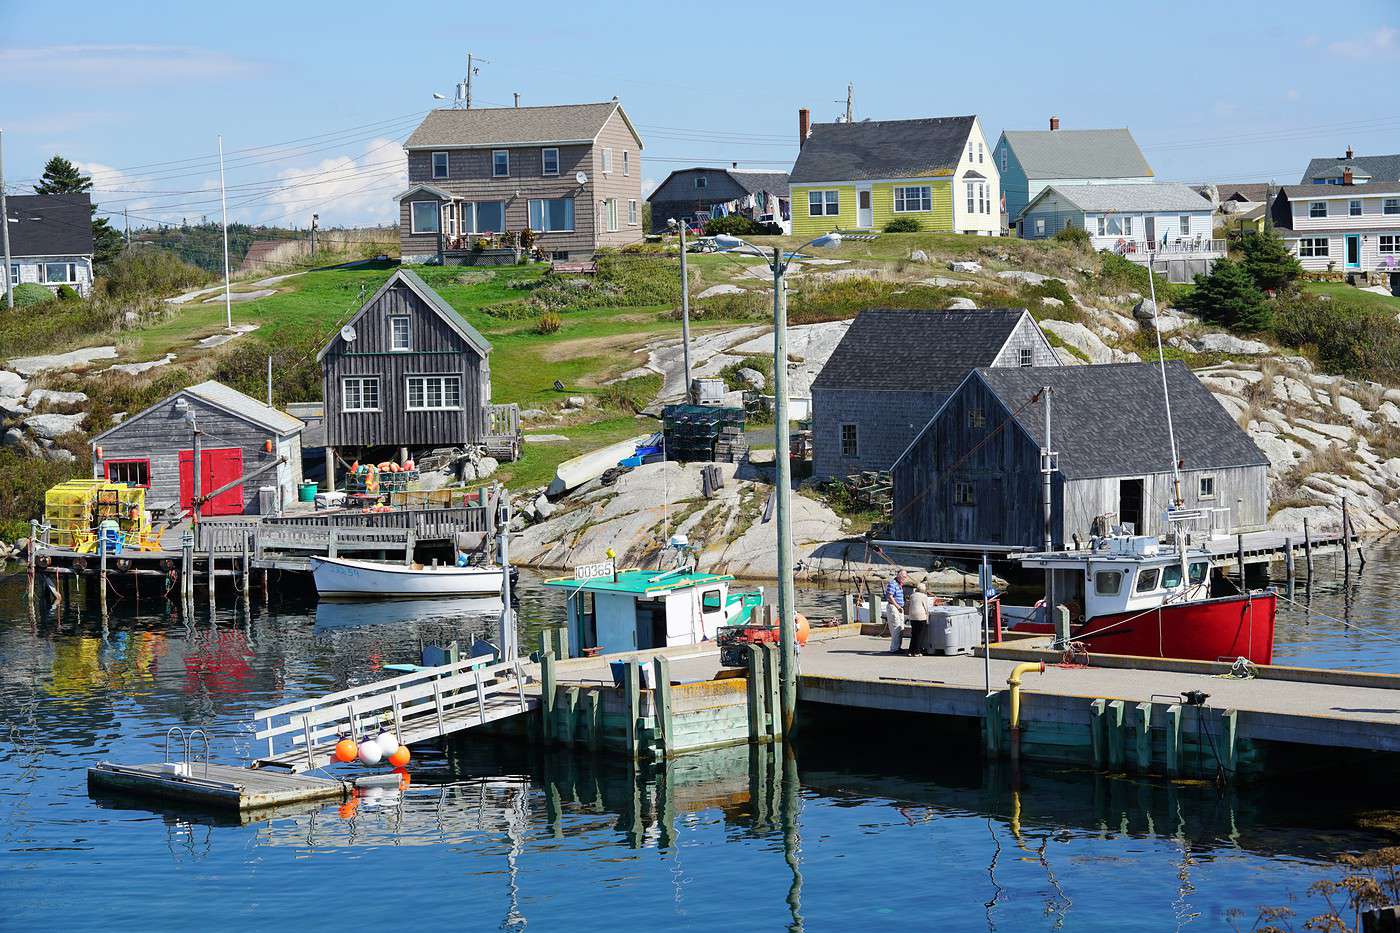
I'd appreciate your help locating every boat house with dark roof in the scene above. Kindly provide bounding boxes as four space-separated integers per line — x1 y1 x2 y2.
889 361 1269 550
811 308 1056 480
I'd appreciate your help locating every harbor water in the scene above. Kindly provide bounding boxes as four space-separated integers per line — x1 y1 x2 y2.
3 542 1400 931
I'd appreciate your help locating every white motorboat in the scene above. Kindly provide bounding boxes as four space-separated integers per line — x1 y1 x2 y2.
310 555 505 599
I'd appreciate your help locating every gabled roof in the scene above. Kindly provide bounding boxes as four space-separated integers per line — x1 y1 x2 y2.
904 362 1267 479
790 116 975 184
1000 128 1153 181
317 268 491 361
647 168 789 203
1276 182 1400 199
1211 183 1272 204
404 101 642 150
1028 183 1212 213
1301 153 1400 184
727 170 790 195
92 380 303 443
393 183 452 202
813 308 1035 393
3 193 94 257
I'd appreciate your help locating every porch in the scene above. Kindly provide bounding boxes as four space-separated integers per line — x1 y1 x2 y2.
1105 237 1227 260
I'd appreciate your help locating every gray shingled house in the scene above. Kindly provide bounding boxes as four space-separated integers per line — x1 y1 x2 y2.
3 193 96 298
992 123 1154 226
646 167 789 233
890 362 1268 550
1300 147 1400 185
811 309 1056 481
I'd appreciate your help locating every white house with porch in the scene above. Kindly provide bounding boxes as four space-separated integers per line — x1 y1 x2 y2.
1270 183 1400 276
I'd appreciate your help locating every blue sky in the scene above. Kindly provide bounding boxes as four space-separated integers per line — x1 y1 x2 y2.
2 0 1396 229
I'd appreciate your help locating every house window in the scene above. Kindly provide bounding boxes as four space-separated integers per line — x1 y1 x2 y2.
1199 475 1216 500
623 151 630 176
627 199 638 225
953 480 975 505
410 201 440 235
1105 215 1124 236
601 148 613 174
695 176 708 189
406 375 462 411
968 406 985 428
470 201 506 234
528 198 575 232
104 459 150 488
1123 216 1134 236
492 150 509 177
390 316 410 351
605 198 619 232
42 262 77 283
541 148 559 176
8 263 17 286
1094 571 1123 596
1299 237 1329 257
1310 201 1327 218
840 423 858 457
967 142 974 162
966 182 975 214
342 376 380 412
977 142 984 163
1381 235 1398 254
1350 200 1363 216
1096 216 1107 236
1385 198 1400 215
431 151 449 179
1179 215 1191 235
999 147 1007 171
443 202 458 237
1034 218 1045 235
1018 347 1034 367
808 190 839 216
894 185 932 212
1135 568 1161 593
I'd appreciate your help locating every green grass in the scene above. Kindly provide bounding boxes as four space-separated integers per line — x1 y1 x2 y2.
497 416 654 489
1304 281 1400 314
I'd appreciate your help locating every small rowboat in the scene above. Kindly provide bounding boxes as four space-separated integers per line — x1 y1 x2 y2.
310 555 504 599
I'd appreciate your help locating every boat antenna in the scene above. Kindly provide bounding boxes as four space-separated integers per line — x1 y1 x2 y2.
1146 250 1183 508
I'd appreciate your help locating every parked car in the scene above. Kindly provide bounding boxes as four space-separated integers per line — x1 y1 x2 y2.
757 213 790 235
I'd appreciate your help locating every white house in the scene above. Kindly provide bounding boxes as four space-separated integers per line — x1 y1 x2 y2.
994 120 1155 227
1271 183 1400 273
3 194 95 299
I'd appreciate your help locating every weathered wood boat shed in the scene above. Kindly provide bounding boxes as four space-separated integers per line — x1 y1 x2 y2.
889 361 1269 550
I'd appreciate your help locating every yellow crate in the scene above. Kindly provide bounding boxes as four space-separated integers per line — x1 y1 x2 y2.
44 480 150 550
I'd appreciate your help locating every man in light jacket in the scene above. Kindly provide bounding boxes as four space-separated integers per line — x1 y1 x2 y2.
885 570 909 653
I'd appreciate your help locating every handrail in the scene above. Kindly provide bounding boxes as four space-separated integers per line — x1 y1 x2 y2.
253 654 503 721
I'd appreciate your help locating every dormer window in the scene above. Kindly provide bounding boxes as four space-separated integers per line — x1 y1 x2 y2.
431 151 449 179
390 316 411 351
493 150 509 177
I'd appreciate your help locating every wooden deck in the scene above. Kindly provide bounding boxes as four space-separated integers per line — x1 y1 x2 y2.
88 761 348 812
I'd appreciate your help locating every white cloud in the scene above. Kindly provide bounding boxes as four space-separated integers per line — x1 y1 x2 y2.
1327 25 1398 58
7 111 125 135
0 45 256 82
1285 88 1301 101
255 138 407 228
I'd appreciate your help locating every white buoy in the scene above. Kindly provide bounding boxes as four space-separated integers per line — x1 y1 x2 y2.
357 738 383 765
376 732 399 757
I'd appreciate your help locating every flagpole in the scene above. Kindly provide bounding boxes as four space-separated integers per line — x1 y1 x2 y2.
218 134 232 329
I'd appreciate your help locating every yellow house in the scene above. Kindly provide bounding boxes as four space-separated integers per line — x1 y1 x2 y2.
789 113 1001 238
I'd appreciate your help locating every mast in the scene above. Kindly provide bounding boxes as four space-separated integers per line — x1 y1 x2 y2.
1040 386 1057 635
1146 252 1182 507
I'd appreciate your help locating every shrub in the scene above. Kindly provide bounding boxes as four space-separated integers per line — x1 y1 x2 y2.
599 373 661 413
11 283 54 308
1052 225 1092 246
1182 258 1271 331
99 247 210 299
56 284 80 301
534 310 562 334
1096 252 1180 304
883 217 922 233
718 354 773 392
1273 293 1400 379
703 214 761 237
1239 228 1302 292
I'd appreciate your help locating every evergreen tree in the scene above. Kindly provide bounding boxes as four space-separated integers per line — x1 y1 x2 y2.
1239 228 1302 292
1184 257 1272 331
33 155 125 271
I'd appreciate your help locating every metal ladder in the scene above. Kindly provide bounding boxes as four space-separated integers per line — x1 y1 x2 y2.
164 727 210 777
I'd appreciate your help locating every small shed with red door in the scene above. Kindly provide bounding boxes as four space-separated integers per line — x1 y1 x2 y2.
89 380 304 516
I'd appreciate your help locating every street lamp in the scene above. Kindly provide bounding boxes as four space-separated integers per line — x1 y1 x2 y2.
666 218 693 401
711 230 842 732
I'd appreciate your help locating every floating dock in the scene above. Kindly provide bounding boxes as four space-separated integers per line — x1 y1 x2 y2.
88 762 348 812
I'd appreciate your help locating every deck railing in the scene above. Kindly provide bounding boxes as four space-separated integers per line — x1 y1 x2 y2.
1112 237 1226 257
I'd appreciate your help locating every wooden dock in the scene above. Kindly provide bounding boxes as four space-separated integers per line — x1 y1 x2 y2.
88 761 348 812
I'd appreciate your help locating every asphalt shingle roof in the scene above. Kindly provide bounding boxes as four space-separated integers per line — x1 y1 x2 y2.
813 308 1029 393
1035 183 1212 213
1301 153 1400 184
1277 182 1400 199
186 381 305 434
3 194 94 257
1002 128 1152 180
727 171 790 195
790 116 975 184
1212 183 1273 203
405 102 636 149
970 362 1267 479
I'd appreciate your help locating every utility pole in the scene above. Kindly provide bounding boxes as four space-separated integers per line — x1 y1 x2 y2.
1040 386 1056 635
457 53 488 109
845 83 854 124
217 135 232 329
0 129 12 309
679 223 692 400
310 212 318 257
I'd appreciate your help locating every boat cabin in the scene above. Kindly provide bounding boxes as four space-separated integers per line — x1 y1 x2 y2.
544 567 759 656
1017 534 1212 623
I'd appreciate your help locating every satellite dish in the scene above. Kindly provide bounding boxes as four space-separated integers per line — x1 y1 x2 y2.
340 324 357 343
575 171 588 185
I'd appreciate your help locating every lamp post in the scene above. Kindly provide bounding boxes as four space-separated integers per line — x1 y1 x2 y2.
667 218 693 401
713 231 842 733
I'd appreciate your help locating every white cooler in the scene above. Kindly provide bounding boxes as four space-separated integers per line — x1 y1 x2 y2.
924 605 981 656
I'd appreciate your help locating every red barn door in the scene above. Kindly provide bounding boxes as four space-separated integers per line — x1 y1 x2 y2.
178 447 245 516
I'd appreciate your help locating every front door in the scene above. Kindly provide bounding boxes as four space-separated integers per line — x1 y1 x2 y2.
1145 215 1156 246
1118 478 1145 535
179 447 245 516
1346 234 1361 269
857 187 872 229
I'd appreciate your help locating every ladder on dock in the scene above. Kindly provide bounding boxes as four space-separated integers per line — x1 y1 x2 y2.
251 655 536 773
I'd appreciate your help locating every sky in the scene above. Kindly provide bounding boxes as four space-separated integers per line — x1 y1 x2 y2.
2 0 1397 231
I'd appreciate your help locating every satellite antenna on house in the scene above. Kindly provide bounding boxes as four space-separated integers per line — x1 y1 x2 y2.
575 171 588 186
340 324 357 343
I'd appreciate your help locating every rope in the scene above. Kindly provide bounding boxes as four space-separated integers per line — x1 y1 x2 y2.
1217 657 1257 680
1271 588 1400 647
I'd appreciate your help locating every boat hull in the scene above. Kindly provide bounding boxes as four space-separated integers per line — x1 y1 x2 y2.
310 556 504 599
1012 592 1277 665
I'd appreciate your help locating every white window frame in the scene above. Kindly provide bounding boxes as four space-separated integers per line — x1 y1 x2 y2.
627 199 638 225
840 423 858 458
893 185 932 213
8 263 17 286
431 151 449 179
966 182 975 214
967 142 973 162
601 147 613 174
1198 475 1216 500
528 197 575 233
1123 215 1134 236
42 262 77 284
808 190 839 216
1096 216 1108 236
1379 235 1397 254
1094 571 1123 596
492 149 509 178
695 175 708 189
1385 198 1400 215
390 316 411 352
470 201 507 234
977 141 984 163
1299 237 1329 257
442 202 457 237
1035 218 1045 235
409 200 440 235
605 198 619 233
953 480 975 505
623 151 629 176
406 375 462 411
1309 201 1327 218
1350 199 1363 216
999 147 1007 171
342 376 381 413
1179 215 1191 235
1018 347 1034 367
541 147 559 176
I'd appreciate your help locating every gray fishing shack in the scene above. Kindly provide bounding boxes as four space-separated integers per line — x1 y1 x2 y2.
889 361 1268 550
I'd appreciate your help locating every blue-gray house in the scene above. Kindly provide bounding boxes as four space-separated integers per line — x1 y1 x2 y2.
993 119 1154 228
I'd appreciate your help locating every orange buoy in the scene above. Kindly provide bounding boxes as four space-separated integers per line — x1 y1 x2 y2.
389 745 410 768
333 737 358 763
395 768 411 790
402 459 414 472
349 461 359 474
795 613 810 646
337 797 359 819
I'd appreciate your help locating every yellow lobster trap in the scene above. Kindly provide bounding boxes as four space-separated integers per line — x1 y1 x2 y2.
44 480 159 552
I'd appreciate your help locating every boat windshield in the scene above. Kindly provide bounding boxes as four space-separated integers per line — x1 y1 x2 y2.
1162 564 1183 589
1135 568 1161 592
1189 561 1209 585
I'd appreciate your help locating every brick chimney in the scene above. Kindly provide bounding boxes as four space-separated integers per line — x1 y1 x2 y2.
799 108 811 148
1049 115 1060 131
1345 145 1354 159
1343 166 1354 185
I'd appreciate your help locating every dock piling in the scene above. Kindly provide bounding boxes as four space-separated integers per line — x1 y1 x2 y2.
623 660 640 760
652 656 673 755
99 545 108 619
1303 517 1314 577
1235 534 1245 585
1342 499 1352 576
240 533 250 603
1284 536 1294 584
207 540 216 614
27 519 37 602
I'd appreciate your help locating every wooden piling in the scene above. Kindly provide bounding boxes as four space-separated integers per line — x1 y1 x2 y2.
1165 704 1183 776
747 645 767 743
240 533 250 603
1236 533 1245 585
624 660 640 760
1342 499 1352 576
842 593 854 626
1303 517 1314 576
207 540 216 614
1284 536 1295 583
539 649 556 741
653 656 673 756
584 690 602 752
27 519 37 601
99 545 109 619
1135 702 1153 771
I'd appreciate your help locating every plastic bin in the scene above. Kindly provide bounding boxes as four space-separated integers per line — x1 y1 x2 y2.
98 519 123 555
924 605 982 656
298 481 319 502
